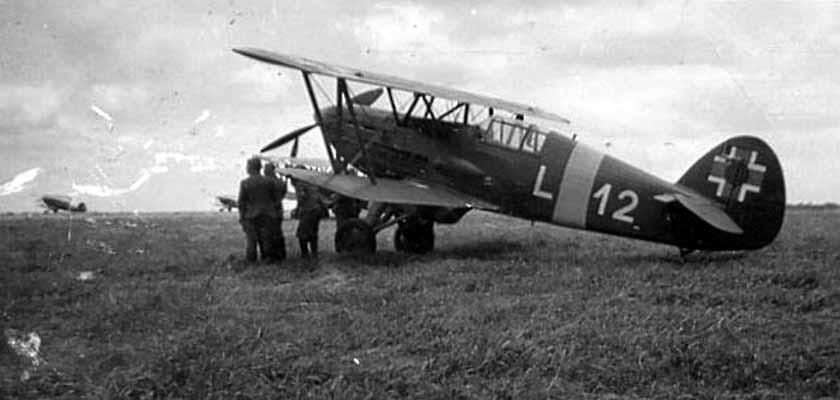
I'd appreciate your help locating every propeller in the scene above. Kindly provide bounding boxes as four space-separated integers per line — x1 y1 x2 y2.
290 135 300 157
260 123 317 153
259 88 384 157
351 88 383 106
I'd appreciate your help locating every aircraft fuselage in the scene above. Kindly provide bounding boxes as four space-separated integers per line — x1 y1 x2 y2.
319 106 701 248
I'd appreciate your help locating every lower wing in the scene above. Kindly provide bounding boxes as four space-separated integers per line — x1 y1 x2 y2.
279 168 498 211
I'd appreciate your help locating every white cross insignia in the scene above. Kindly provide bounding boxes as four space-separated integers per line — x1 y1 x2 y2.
706 146 766 202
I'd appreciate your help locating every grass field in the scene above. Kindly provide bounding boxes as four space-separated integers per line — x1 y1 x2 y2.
1 210 838 399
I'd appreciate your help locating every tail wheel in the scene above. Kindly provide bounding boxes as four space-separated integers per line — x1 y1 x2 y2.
335 218 376 254
394 216 434 254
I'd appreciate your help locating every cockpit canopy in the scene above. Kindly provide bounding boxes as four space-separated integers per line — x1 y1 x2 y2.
478 117 547 154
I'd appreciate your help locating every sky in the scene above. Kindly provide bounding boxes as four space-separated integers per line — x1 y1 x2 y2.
1 0 838 212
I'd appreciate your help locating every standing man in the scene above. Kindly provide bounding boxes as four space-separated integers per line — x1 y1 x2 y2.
294 180 326 259
237 157 279 264
329 192 361 231
263 162 287 262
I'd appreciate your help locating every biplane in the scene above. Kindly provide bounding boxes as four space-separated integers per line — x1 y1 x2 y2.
40 195 87 213
233 47 785 256
216 195 238 212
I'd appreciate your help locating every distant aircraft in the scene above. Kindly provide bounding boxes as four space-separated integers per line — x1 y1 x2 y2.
216 195 238 212
234 47 786 256
40 195 87 213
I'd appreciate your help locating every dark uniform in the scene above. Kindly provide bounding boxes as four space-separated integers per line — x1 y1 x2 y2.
264 163 288 261
295 181 326 258
238 158 280 263
330 193 361 230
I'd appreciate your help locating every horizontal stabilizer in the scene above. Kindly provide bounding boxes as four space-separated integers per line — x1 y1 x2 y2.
659 192 744 234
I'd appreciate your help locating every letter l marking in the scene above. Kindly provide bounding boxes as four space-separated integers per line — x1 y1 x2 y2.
533 165 553 200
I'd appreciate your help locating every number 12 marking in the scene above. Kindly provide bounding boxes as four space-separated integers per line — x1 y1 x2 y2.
592 183 638 224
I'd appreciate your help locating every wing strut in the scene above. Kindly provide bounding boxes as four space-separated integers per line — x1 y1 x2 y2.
402 94 421 125
338 78 377 185
335 75 345 166
438 102 466 121
386 88 400 124
422 95 436 119
301 71 338 171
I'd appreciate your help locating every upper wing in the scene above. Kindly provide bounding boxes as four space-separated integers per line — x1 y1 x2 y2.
233 47 570 124
280 168 498 210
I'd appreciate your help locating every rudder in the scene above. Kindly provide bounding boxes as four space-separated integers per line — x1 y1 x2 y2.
676 136 785 249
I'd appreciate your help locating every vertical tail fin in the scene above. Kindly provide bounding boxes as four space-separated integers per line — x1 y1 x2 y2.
676 136 785 249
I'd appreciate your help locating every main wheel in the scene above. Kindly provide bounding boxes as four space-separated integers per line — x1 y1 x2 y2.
335 218 376 254
393 216 434 254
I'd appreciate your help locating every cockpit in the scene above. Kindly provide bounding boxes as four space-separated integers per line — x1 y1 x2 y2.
477 117 547 154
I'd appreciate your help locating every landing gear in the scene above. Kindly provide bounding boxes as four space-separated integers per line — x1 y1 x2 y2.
334 203 447 255
393 215 435 254
335 218 376 254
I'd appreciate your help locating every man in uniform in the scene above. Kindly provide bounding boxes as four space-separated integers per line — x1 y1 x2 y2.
263 162 288 261
329 192 361 231
237 157 279 264
294 179 326 258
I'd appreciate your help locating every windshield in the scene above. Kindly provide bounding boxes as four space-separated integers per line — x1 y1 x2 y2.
478 117 546 153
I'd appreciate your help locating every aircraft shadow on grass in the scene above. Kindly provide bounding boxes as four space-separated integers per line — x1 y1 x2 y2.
331 239 526 269
337 240 749 269
618 250 748 266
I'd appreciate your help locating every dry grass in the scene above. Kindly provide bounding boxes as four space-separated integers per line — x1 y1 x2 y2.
1 209 838 399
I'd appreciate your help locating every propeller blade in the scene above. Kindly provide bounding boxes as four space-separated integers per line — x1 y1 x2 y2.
260 123 317 153
290 136 299 158
351 88 383 106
